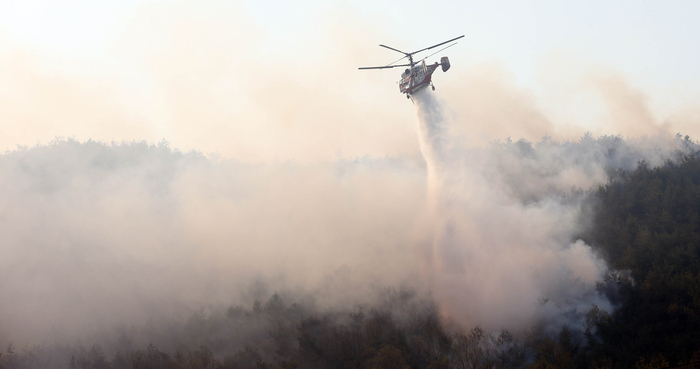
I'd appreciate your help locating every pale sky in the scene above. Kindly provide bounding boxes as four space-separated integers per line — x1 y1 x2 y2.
1 0 699 161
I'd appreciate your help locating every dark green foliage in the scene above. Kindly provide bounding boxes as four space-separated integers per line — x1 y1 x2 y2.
584 154 700 367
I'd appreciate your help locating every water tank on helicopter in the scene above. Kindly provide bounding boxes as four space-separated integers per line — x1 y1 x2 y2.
441 57 451 72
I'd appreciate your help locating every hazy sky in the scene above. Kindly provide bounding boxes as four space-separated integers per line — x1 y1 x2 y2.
1 0 699 161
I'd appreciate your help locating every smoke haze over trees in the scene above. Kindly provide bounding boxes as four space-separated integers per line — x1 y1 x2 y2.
1 128 700 367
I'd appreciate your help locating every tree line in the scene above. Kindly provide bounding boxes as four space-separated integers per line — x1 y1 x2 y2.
3 143 700 368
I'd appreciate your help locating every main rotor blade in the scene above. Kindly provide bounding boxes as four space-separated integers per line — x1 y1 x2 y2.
379 44 408 55
360 35 464 70
358 64 411 70
415 42 458 64
411 35 464 56
386 54 410 66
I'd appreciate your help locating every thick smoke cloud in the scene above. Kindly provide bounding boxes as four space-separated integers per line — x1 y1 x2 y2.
0 139 429 346
2 126 698 349
411 88 699 334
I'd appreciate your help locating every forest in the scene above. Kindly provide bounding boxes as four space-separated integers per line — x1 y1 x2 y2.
1 138 700 369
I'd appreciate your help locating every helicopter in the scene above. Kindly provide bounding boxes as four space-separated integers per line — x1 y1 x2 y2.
358 35 464 99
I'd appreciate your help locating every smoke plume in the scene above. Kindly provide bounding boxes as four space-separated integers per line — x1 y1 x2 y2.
0 139 428 347
411 88 696 334
1 102 698 350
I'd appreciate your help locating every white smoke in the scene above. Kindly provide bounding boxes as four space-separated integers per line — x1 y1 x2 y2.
0 122 697 347
0 139 429 346
413 88 611 334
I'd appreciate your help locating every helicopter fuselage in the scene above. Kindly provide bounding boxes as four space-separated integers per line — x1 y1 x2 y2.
399 61 440 96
